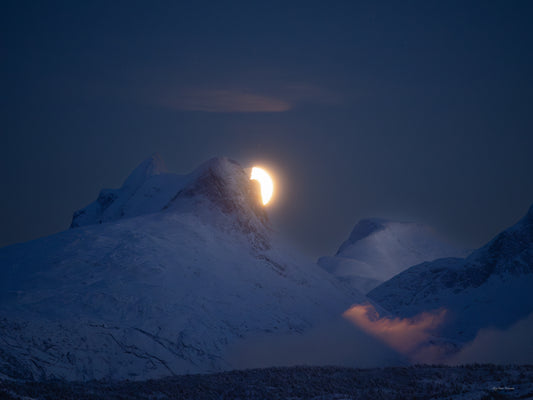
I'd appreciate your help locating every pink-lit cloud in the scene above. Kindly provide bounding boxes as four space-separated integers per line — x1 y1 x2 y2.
161 89 291 113
343 303 447 357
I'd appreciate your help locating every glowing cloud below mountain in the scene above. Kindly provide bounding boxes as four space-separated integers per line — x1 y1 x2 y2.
250 167 274 205
343 303 447 357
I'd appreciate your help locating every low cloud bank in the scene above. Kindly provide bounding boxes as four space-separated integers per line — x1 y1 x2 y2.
448 312 533 365
225 316 404 370
226 306 533 370
344 304 533 365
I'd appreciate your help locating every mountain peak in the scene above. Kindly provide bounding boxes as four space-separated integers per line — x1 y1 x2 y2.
0 156 356 380
169 157 264 216
321 218 469 294
467 202 533 277
337 218 388 254
122 153 168 190
163 157 269 248
71 153 173 228
70 156 268 249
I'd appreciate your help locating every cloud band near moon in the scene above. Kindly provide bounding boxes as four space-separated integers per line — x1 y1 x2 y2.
160 89 292 113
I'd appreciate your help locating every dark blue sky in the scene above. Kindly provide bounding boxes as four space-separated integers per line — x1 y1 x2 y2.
2 1 533 257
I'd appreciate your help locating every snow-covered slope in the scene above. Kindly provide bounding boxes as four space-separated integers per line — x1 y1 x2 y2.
70 153 186 228
0 156 364 381
368 204 533 343
318 218 469 293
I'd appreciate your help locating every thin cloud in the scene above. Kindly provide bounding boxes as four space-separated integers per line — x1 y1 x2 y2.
161 89 291 113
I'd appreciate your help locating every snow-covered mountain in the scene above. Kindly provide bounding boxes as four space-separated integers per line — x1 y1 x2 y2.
318 218 469 293
368 204 533 343
0 156 364 381
71 153 186 228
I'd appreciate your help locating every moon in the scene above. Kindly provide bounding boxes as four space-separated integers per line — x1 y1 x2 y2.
250 167 274 205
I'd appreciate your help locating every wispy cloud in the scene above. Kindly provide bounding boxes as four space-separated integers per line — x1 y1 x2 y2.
160 89 291 113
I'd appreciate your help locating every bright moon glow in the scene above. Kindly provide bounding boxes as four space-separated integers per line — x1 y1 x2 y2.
250 167 274 205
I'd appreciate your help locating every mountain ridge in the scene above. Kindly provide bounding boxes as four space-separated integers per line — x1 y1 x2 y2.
368 203 533 343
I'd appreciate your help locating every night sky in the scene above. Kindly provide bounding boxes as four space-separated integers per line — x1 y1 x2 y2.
2 1 533 257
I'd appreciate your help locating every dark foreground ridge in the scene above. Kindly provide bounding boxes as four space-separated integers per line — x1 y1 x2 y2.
1 365 532 400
